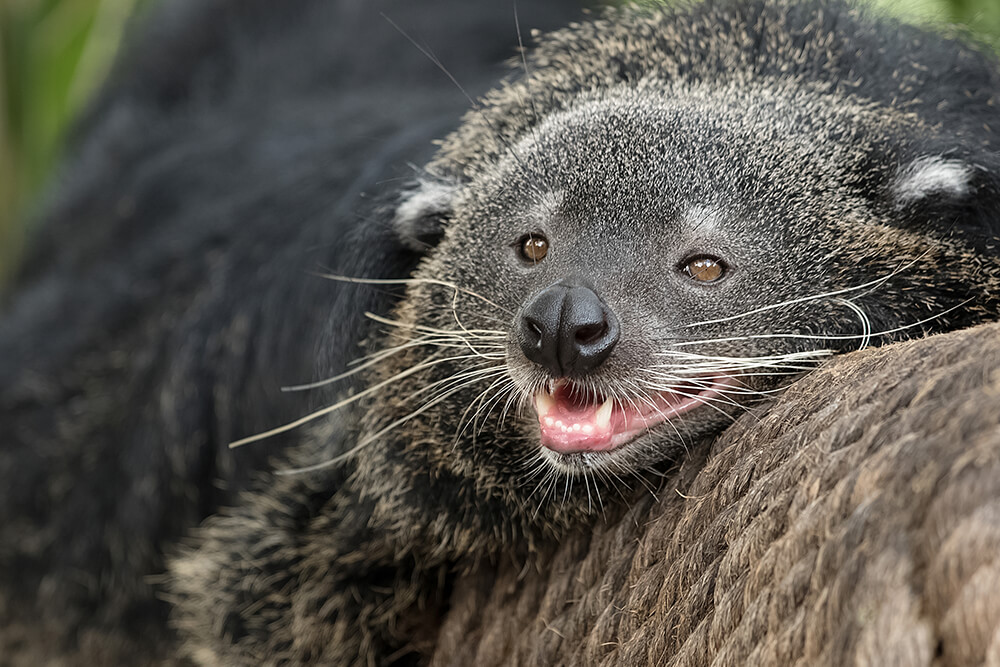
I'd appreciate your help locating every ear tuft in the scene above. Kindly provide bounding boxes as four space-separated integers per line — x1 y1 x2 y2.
892 156 973 205
393 179 458 252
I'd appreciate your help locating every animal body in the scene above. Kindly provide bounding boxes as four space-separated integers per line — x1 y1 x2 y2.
2 0 1000 664
170 0 1000 664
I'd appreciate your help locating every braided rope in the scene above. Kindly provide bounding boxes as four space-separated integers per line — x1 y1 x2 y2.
432 322 1000 667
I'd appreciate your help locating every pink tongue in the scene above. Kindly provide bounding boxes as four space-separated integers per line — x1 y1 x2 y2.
538 398 616 454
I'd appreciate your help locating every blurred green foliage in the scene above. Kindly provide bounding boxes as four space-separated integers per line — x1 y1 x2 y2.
880 0 1000 46
0 0 999 287
1 0 142 286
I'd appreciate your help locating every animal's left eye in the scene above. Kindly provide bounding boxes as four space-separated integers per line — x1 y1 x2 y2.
683 256 726 283
516 233 549 264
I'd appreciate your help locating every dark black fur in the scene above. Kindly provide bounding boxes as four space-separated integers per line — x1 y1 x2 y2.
158 0 1000 664
0 1 581 663
6 0 1000 665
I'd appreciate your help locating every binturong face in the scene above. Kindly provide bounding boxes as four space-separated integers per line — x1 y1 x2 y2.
372 81 1000 522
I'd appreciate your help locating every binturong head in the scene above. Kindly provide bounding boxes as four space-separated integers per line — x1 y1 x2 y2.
364 0 1000 534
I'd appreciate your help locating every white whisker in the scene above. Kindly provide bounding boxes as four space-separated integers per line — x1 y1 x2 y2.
365 311 505 339
832 297 872 351
681 254 928 329
230 351 496 448
277 366 506 475
671 298 971 347
313 273 513 315
282 335 503 392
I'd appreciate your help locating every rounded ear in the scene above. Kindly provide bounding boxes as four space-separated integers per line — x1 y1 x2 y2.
393 178 458 252
890 154 1000 253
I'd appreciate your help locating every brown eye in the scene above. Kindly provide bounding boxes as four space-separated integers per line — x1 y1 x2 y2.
684 256 725 283
517 233 549 263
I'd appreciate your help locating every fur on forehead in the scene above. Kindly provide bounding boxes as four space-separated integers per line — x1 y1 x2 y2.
429 0 1000 180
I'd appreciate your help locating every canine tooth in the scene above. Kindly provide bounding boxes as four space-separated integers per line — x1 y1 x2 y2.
595 398 613 429
535 389 555 417
544 417 555 427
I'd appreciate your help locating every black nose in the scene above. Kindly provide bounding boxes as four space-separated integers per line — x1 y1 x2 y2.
518 280 620 377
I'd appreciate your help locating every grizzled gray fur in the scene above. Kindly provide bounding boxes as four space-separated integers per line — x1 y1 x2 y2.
3 0 1000 665
170 0 1000 664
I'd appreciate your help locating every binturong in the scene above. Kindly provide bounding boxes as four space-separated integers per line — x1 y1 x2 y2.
170 0 1000 663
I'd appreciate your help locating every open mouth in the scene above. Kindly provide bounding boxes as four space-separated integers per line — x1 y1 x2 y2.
532 377 736 455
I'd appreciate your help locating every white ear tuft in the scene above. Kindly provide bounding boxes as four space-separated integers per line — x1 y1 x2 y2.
395 181 455 227
892 156 973 205
393 180 457 251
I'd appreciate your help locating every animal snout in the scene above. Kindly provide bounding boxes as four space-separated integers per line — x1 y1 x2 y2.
517 279 620 377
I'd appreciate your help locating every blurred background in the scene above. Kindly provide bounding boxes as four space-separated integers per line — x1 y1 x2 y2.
1 0 999 288
1 0 147 287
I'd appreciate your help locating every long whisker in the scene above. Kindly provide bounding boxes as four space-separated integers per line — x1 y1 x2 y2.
472 378 520 439
465 380 520 447
670 298 973 347
278 366 508 475
407 364 508 406
832 297 872 351
314 273 513 315
443 286 505 345
654 349 833 363
229 351 493 448
620 379 695 449
420 304 512 328
364 311 506 339
682 254 929 329
497 380 525 430
637 378 746 419
643 375 792 396
453 375 514 446
649 350 832 383
281 333 503 392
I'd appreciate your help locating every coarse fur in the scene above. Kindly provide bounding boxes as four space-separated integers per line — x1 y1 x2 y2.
3 0 1000 665
0 0 581 664
167 0 1000 665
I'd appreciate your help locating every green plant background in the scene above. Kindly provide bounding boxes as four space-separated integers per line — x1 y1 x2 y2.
1 0 999 286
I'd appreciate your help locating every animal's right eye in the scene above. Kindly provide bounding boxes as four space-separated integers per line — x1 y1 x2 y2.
682 255 726 283
516 233 549 264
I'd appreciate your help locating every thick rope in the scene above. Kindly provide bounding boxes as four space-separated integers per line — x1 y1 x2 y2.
432 322 1000 667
